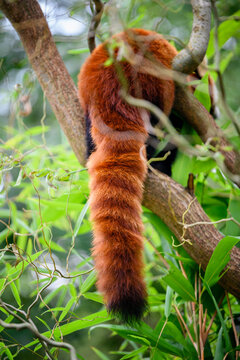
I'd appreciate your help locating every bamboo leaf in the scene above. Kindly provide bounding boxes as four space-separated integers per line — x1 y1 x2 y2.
204 236 239 287
163 265 196 302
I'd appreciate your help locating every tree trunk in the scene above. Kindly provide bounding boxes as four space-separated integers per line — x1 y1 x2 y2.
0 0 86 165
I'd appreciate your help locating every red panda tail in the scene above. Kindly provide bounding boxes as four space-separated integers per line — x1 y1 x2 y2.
87 111 148 323
78 28 177 322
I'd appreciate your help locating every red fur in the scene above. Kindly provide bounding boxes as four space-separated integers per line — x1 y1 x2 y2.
78 29 177 323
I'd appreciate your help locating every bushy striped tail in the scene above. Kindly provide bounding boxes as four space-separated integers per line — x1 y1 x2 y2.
87 134 148 323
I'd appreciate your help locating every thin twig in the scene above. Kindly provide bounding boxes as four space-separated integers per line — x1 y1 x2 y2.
192 273 199 353
26 270 54 319
199 303 204 360
174 305 198 352
151 318 168 358
226 292 239 359
178 216 240 229
202 308 208 345
88 0 104 52
211 0 240 136
0 301 77 360
205 295 225 338
145 237 169 269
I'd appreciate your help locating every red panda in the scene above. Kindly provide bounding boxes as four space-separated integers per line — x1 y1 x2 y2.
78 28 177 323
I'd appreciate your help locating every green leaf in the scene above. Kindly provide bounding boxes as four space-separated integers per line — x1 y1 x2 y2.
220 52 234 76
225 199 240 236
10 281 21 306
25 126 50 136
120 345 148 359
193 158 216 174
207 10 240 59
14 168 23 186
16 218 33 233
0 279 6 292
36 316 52 332
34 192 86 221
194 73 211 112
164 286 173 318
41 207 65 222
210 52 234 82
77 256 92 269
7 250 45 278
74 200 89 237
148 295 165 306
4 134 26 148
83 292 104 304
203 200 228 222
154 320 186 347
59 297 76 322
0 228 12 244
104 58 114 66
204 236 240 287
47 310 111 337
128 335 150 346
92 347 110 360
42 307 66 314
69 283 77 298
25 310 112 350
151 348 164 360
33 343 43 353
163 265 196 302
17 230 27 253
204 283 234 359
143 211 173 244
40 285 65 308
91 324 184 357
0 343 14 360
38 237 65 252
80 271 97 294
172 152 194 186
214 327 224 360
68 48 90 54
128 13 145 28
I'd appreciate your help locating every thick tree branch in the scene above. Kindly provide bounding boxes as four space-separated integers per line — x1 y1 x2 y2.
143 172 240 298
173 0 211 73
174 85 240 186
172 0 240 185
0 0 86 165
1 0 240 297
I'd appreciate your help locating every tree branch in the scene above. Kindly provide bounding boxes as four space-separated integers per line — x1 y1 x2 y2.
173 85 240 186
172 0 240 185
173 0 212 73
88 0 104 52
0 0 86 165
1 0 240 298
143 172 240 298
0 301 78 360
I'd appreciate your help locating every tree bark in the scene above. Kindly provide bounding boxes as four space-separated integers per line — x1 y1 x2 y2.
174 84 240 185
143 172 240 298
173 0 211 73
0 0 86 165
1 0 240 298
